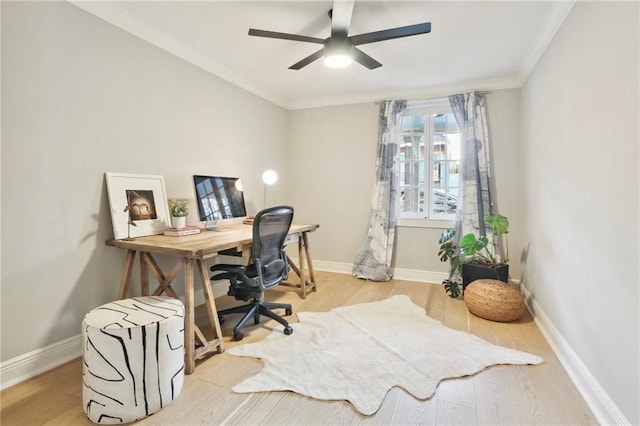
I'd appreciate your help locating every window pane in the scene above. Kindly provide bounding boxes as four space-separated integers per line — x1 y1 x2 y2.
431 112 460 217
433 189 457 214
397 106 461 220
399 114 426 215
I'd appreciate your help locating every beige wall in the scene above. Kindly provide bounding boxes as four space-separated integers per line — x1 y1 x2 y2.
3 1 637 421
1 1 288 361
286 103 379 266
520 1 639 423
287 89 523 278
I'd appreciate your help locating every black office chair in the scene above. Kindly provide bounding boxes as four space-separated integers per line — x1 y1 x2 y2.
210 206 294 341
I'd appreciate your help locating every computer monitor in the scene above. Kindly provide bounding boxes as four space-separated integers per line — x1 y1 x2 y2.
193 175 247 230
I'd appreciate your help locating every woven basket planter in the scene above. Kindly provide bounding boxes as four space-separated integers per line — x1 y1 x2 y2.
464 279 525 322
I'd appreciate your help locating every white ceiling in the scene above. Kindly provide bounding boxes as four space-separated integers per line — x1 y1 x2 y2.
71 1 576 110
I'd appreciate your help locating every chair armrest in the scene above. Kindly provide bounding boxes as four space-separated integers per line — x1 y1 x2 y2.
210 263 259 288
211 263 246 274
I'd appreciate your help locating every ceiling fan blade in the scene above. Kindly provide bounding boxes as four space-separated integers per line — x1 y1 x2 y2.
330 0 354 36
352 47 382 70
350 22 431 46
288 48 326 70
248 28 325 44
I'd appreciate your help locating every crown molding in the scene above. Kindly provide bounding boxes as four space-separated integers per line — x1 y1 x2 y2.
68 1 289 109
517 0 577 84
290 0 578 110
287 76 523 110
68 0 576 111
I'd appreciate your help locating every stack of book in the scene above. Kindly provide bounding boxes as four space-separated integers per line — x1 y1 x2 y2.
242 216 255 225
163 225 201 237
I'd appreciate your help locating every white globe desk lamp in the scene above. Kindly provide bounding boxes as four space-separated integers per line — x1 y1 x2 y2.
262 169 278 209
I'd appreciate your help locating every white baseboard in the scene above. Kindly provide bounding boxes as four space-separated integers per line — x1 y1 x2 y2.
0 286 222 391
290 258 448 284
520 284 630 425
2 260 630 426
0 334 83 391
392 267 447 284
306 259 353 274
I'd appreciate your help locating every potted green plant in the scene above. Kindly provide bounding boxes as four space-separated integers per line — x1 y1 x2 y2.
438 214 510 298
168 199 189 229
438 228 462 297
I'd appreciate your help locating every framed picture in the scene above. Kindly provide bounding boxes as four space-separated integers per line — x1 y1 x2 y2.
105 172 171 240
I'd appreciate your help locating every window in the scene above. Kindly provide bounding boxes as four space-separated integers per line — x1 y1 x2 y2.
397 99 461 221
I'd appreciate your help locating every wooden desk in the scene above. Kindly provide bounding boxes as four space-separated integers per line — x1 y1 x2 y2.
106 222 319 374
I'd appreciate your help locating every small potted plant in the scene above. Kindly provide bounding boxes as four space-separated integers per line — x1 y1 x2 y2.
438 214 509 298
168 199 189 229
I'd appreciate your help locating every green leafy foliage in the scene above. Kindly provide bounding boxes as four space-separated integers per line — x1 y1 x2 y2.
486 214 509 235
459 234 488 255
438 229 456 263
459 214 509 266
443 279 461 298
168 199 189 217
438 228 456 245
437 213 510 298
438 229 463 297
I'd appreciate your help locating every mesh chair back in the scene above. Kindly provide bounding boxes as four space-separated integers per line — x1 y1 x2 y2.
252 206 294 286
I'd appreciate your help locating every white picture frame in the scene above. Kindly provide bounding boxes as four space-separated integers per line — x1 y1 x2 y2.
105 172 171 240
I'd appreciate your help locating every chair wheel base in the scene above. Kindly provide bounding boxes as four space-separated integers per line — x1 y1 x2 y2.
233 331 244 341
283 325 293 335
285 308 292 316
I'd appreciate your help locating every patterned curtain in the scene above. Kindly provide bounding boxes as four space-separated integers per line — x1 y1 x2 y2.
448 92 494 240
352 100 407 281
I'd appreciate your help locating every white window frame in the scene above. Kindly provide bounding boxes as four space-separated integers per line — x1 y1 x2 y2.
396 98 459 229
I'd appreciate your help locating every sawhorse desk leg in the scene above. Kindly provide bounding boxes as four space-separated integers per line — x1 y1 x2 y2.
178 258 224 374
302 232 316 295
196 259 225 357
183 259 196 374
115 251 224 374
117 250 136 299
285 231 317 299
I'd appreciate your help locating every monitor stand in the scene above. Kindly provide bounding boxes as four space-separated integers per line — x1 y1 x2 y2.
204 220 231 232
204 220 221 231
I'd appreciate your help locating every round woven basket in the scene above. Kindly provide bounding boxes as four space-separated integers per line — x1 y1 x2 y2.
464 279 525 322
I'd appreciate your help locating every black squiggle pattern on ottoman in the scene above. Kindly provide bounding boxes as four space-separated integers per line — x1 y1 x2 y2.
82 296 184 424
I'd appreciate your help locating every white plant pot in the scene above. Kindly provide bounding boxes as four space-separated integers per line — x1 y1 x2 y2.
171 216 186 229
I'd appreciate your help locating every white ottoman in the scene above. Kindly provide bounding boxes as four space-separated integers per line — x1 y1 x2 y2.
82 296 185 424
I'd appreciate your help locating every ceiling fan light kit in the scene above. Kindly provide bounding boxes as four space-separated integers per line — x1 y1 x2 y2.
248 0 431 70
323 37 354 68
324 53 353 69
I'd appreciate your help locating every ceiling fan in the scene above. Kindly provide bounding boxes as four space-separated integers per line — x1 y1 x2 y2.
248 0 431 70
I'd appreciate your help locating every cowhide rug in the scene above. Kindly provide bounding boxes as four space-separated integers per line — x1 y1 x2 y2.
228 294 543 415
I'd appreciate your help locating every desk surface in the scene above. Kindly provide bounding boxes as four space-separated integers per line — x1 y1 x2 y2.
106 223 319 258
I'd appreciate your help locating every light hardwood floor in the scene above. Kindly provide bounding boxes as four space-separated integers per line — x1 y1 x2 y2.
0 271 597 425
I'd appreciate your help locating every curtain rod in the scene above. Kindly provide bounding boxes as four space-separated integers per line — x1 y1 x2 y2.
374 90 492 105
